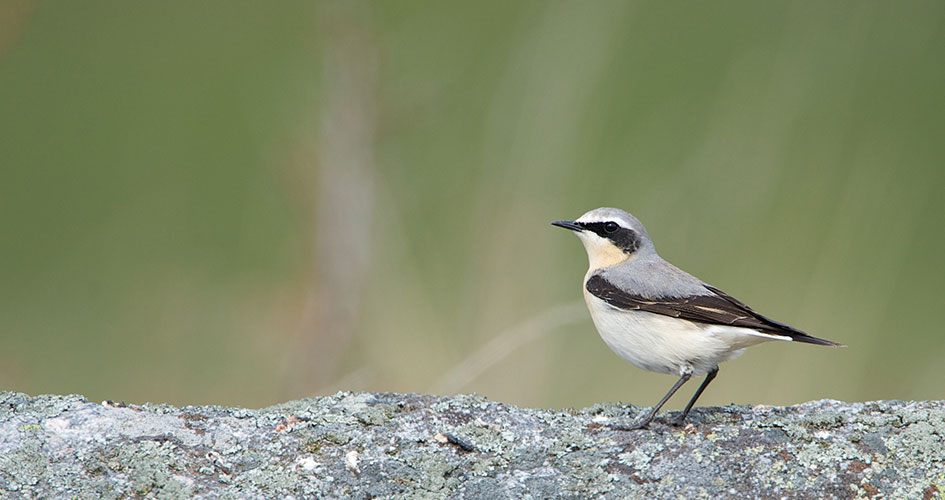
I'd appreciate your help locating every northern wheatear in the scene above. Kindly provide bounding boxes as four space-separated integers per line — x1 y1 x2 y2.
553 207 841 429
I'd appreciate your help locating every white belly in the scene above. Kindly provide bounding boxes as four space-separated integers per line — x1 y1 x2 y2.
582 290 784 376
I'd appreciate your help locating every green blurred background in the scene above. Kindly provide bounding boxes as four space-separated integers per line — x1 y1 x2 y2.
1 1 943 410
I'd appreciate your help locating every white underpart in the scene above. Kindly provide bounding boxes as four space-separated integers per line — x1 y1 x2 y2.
583 289 789 377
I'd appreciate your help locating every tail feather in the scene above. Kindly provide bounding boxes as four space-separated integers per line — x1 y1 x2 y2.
791 333 845 347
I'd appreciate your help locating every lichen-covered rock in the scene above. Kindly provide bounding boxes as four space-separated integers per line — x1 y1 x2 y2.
0 391 942 499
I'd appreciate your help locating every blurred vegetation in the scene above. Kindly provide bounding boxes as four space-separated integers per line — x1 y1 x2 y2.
1 1 943 409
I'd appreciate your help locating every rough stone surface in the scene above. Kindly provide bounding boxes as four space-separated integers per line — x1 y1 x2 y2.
0 391 943 499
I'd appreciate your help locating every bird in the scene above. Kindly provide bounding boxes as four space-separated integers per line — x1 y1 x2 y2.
552 207 842 430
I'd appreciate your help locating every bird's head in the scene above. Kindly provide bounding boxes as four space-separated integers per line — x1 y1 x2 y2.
552 207 654 270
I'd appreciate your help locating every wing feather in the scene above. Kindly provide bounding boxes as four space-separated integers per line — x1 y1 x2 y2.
585 275 841 346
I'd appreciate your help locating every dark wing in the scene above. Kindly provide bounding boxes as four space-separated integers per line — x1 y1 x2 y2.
585 275 841 346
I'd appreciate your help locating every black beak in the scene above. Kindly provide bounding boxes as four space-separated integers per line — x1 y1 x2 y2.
551 220 584 232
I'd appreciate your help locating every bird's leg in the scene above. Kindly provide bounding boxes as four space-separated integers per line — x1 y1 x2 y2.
670 366 719 427
612 366 692 431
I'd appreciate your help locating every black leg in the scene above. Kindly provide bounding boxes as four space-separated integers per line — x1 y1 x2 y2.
671 366 719 426
612 371 691 431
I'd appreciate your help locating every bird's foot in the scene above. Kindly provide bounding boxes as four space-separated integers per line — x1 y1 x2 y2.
609 417 653 431
667 415 688 427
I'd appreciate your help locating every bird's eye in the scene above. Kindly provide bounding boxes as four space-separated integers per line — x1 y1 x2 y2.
604 222 619 233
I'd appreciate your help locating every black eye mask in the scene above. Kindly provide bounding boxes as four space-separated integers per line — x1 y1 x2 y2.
579 222 640 254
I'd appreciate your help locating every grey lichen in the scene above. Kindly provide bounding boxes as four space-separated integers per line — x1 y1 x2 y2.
0 391 942 499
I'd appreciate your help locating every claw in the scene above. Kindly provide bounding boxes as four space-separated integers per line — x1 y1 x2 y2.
609 422 648 431
609 417 653 431
668 415 687 427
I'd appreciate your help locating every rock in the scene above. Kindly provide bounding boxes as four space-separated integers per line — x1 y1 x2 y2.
0 391 942 499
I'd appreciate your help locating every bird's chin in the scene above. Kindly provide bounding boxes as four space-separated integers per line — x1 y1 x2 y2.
579 235 631 269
